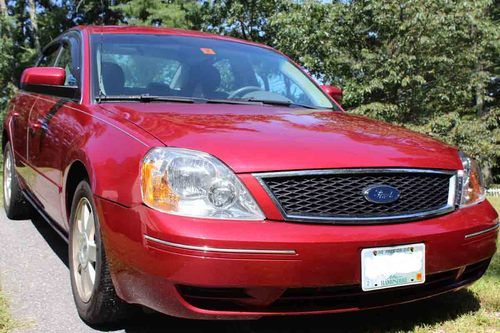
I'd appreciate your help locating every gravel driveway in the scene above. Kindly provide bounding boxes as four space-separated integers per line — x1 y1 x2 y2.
0 212 107 332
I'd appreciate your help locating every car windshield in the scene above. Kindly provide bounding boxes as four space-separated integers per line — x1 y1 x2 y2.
90 34 335 109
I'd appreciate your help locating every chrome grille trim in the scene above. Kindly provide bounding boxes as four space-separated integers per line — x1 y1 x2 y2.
254 168 458 224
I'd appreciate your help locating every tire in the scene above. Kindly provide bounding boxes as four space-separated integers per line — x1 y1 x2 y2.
69 180 136 327
3 144 33 220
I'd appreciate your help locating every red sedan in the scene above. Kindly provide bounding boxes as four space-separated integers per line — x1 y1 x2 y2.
3 26 498 326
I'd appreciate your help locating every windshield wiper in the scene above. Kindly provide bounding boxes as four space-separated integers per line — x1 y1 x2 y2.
239 97 326 110
204 98 262 105
97 95 263 105
97 95 202 103
97 94 326 109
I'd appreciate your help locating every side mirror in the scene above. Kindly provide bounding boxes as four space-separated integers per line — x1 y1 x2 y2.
321 85 342 103
20 67 79 100
21 67 66 86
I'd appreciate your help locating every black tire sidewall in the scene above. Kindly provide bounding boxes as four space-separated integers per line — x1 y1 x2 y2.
68 181 105 319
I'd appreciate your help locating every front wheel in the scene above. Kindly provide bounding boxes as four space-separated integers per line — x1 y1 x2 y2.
69 181 136 327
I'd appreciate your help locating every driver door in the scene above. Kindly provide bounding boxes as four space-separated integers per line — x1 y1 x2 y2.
28 34 81 227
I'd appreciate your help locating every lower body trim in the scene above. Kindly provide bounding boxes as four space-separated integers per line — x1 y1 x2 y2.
144 235 297 255
465 222 499 239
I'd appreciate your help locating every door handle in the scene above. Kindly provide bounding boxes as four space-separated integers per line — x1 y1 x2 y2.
28 119 47 135
10 112 20 127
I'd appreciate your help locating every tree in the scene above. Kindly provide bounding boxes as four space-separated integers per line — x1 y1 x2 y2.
114 0 202 29
27 0 40 51
0 0 497 182
0 1 16 127
270 0 499 182
77 0 123 25
0 0 7 17
201 0 284 44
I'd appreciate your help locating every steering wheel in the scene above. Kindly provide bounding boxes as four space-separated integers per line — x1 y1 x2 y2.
228 86 263 99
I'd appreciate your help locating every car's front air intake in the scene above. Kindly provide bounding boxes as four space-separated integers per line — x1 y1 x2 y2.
256 169 457 223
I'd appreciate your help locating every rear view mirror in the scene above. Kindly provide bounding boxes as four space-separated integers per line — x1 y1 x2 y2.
321 85 343 103
20 67 79 100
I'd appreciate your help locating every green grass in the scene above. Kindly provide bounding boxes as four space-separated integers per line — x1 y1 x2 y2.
0 288 16 333
487 196 500 213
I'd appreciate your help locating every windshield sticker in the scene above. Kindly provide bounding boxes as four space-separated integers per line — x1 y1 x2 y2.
200 48 216 55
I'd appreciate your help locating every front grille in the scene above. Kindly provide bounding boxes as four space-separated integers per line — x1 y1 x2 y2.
257 169 456 223
178 259 491 313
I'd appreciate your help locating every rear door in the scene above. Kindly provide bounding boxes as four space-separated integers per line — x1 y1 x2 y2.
28 33 81 226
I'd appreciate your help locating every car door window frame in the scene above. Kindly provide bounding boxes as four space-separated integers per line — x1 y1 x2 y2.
55 38 81 88
24 31 83 102
36 43 62 67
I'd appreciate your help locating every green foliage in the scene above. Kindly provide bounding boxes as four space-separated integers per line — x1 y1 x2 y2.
271 0 499 183
113 0 202 28
0 0 498 181
0 15 15 111
0 288 16 333
0 14 16 128
200 0 284 44
409 109 499 181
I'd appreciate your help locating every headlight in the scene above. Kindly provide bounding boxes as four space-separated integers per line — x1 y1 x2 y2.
141 147 264 220
458 151 486 207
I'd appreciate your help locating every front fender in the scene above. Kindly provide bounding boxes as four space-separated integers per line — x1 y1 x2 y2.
62 107 161 211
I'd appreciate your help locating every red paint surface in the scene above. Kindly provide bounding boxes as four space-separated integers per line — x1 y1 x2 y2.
20 67 66 86
321 84 343 102
99 103 463 173
4 25 498 319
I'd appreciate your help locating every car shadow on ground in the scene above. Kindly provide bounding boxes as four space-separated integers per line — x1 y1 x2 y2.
30 214 482 333
121 290 480 333
30 213 69 267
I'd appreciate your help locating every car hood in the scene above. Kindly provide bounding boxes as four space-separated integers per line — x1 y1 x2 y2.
100 103 462 173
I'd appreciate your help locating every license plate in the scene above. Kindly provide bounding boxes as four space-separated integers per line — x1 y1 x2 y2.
361 243 425 291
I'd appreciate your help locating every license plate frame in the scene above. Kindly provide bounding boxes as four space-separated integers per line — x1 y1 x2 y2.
361 243 425 292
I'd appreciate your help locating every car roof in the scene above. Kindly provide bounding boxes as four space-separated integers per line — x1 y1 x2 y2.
71 25 275 51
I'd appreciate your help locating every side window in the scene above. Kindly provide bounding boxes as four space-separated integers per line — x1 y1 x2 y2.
37 45 60 67
55 42 79 86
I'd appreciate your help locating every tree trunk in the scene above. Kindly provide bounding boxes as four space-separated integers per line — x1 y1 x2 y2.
475 62 486 116
27 0 40 51
0 0 8 17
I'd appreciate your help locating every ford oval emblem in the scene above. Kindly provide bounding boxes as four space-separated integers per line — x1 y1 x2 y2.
363 185 400 204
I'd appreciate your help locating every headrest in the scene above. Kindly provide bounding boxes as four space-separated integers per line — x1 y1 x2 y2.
101 62 125 95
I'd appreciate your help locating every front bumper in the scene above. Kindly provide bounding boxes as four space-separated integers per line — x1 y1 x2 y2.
95 198 498 319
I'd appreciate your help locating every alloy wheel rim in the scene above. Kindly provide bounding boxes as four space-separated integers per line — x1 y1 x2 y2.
4 151 12 207
71 197 97 303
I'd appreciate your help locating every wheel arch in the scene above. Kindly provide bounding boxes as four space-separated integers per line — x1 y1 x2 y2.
64 160 90 221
